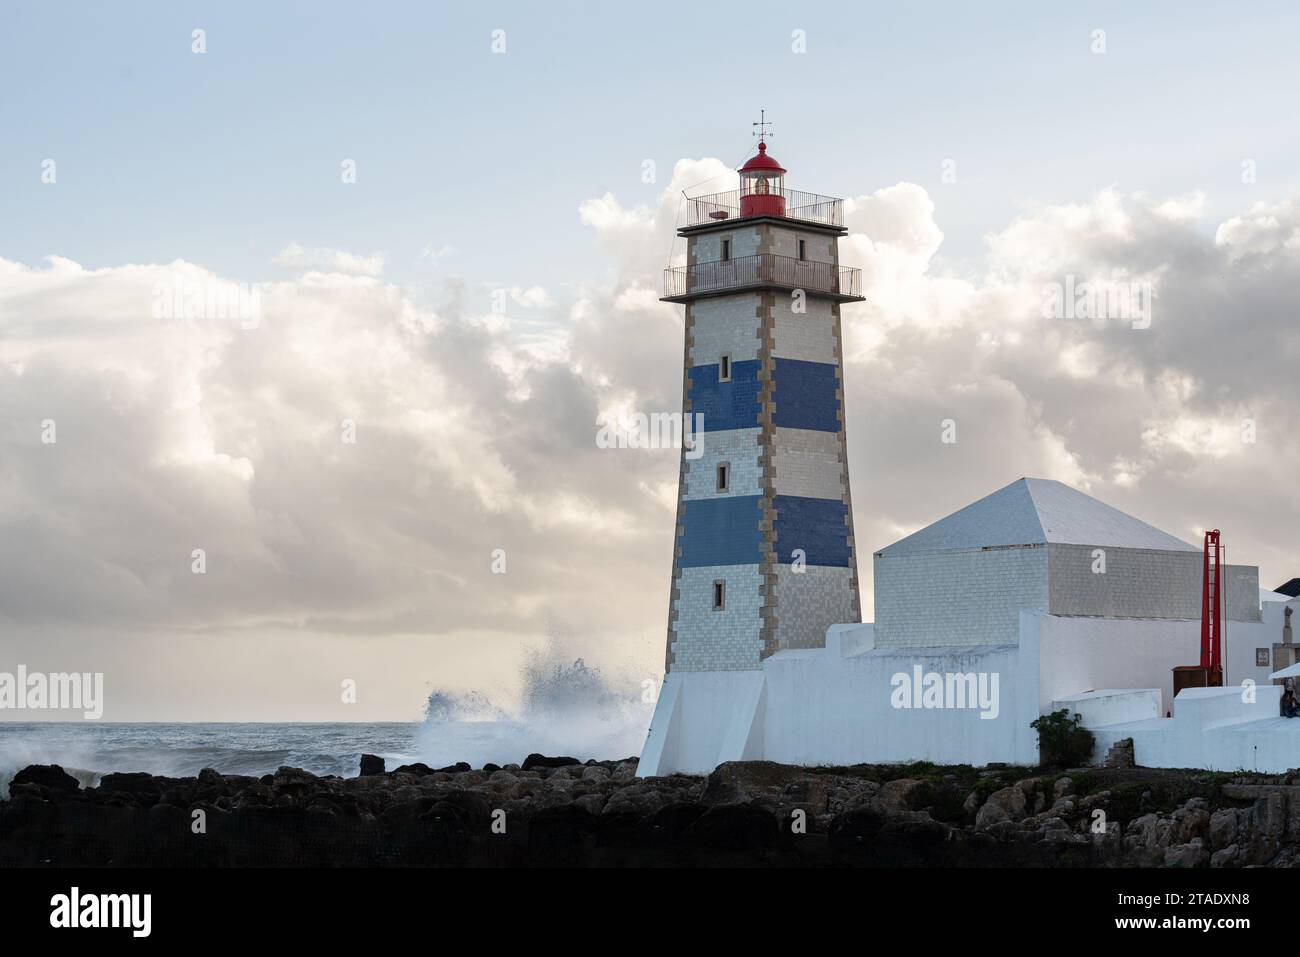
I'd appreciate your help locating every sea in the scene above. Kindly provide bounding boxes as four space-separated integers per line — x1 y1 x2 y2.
0 656 654 797
0 721 425 794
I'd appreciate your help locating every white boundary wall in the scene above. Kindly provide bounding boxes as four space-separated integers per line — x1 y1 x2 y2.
1031 612 1199 716
1081 686 1300 774
639 622 1040 776
639 601 1300 777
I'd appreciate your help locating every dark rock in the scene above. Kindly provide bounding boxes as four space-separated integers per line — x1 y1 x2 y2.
1209 808 1238 850
426 789 493 828
8 758 1300 868
700 761 811 805
1210 844 1239 868
146 803 187 829
12 764 79 792
521 753 580 771
829 807 889 849
359 754 385 776
880 814 951 848
306 797 342 818
594 810 644 847
1175 806 1211 843
684 802 779 850
602 784 665 817
875 778 926 813
641 801 707 843
272 767 319 796
379 797 436 824
392 762 434 776
975 787 1027 829
528 804 598 858
99 772 162 795
1165 841 1210 868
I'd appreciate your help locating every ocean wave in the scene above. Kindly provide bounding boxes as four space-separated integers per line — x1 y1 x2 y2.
0 722 420 797
415 647 652 767
0 647 654 795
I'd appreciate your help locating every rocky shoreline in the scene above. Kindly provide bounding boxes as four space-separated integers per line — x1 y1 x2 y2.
4 755 1300 867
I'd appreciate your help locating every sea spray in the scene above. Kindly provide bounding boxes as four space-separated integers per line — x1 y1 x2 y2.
415 646 653 768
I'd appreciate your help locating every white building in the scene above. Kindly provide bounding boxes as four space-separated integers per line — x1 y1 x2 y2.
640 476 1296 776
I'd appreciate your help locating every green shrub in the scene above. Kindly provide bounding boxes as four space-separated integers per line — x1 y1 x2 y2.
1031 709 1096 768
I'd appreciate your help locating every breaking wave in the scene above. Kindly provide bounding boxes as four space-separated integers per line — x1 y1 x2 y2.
414 647 653 768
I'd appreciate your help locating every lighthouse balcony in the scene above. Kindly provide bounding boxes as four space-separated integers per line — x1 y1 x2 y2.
663 254 863 304
682 188 845 229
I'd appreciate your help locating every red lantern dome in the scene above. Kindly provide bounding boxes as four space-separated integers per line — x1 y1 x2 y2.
739 140 786 218
739 140 786 175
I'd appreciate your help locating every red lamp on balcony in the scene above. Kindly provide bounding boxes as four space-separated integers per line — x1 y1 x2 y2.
739 140 786 218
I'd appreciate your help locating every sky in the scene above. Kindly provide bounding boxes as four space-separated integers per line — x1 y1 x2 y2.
1 0 1298 720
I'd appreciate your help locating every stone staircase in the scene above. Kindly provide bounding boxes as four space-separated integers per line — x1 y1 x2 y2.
1103 737 1135 769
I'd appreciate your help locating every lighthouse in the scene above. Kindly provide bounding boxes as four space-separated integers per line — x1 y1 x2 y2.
639 126 1285 781
659 122 864 675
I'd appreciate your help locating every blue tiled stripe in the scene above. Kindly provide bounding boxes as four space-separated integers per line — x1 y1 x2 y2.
773 358 840 433
773 495 851 567
678 495 764 567
687 359 762 432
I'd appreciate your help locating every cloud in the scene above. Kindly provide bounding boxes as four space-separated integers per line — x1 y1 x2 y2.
3 170 1298 719
507 286 553 309
420 244 456 261
273 242 386 277
836 185 1300 605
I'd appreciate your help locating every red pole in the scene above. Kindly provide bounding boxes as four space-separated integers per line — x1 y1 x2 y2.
1200 531 1211 670
1201 530 1223 683
1212 532 1223 678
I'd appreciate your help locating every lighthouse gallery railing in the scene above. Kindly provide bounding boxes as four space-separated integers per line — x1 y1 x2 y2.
683 188 844 228
663 254 861 300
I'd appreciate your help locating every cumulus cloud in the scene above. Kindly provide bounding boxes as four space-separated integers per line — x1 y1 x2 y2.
2 166 1298 719
507 286 554 309
273 242 386 276
836 184 1300 598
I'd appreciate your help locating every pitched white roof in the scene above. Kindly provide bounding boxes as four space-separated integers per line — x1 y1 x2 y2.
878 478 1200 556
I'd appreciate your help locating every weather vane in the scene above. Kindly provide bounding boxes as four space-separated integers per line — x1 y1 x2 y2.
752 109 774 144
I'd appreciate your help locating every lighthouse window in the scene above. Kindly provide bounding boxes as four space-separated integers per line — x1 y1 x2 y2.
716 462 730 492
721 238 731 262
798 239 806 261
719 353 731 382
712 580 726 611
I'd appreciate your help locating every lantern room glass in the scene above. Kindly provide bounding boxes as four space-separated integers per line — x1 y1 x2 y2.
741 170 784 198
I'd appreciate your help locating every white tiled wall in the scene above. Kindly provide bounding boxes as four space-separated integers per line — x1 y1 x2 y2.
771 564 857 650
874 546 1050 648
670 564 766 671
1047 545 1261 622
771 297 838 363
687 295 763 365
683 428 763 500
772 427 845 499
